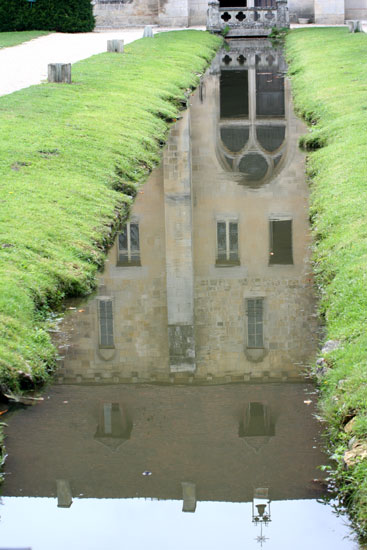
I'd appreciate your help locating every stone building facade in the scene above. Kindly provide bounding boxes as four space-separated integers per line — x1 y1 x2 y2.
93 0 367 27
53 39 319 387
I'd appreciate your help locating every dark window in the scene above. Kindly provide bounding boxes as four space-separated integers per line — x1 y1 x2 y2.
94 402 133 450
256 71 285 118
269 219 293 265
99 300 114 348
239 402 275 437
117 222 141 266
247 298 263 348
220 70 249 119
216 220 239 266
220 0 247 6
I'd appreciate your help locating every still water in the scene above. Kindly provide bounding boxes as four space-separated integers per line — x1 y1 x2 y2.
0 39 358 549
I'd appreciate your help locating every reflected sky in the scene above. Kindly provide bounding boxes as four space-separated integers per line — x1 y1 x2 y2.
0 497 357 550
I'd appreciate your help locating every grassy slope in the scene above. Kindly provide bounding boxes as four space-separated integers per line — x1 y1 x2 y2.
0 30 222 396
286 27 367 537
0 31 50 48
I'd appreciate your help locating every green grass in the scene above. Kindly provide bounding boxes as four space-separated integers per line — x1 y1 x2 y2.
0 31 50 49
286 27 367 538
0 30 222 399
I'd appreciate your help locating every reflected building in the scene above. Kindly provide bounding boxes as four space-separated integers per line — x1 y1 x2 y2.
54 39 318 386
2 383 324 503
1 41 325 516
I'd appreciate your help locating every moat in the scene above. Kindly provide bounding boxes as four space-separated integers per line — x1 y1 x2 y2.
0 39 358 549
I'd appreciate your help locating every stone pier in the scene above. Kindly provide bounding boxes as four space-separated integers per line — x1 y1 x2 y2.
163 110 196 373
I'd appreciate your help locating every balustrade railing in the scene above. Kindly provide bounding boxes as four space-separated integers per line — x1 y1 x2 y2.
207 0 289 36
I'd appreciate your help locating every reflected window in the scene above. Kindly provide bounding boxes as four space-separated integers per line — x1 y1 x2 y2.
220 127 249 153
216 220 239 266
256 125 285 152
94 402 132 451
99 299 114 348
256 71 284 118
239 402 275 437
269 219 293 265
220 70 248 119
246 298 263 348
117 222 140 266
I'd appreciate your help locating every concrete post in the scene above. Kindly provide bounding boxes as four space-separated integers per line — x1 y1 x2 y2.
107 39 124 53
56 479 72 508
346 20 361 32
143 25 154 37
48 64 71 84
181 482 197 512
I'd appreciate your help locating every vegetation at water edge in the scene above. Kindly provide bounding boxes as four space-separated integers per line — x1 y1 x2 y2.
286 27 367 539
0 30 222 400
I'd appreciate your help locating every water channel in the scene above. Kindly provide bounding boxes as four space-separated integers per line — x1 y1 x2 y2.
0 39 359 549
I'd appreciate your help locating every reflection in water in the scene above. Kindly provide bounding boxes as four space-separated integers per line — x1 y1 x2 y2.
0 40 356 549
216 41 288 187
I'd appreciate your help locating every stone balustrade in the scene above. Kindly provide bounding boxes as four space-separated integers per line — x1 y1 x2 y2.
207 0 289 37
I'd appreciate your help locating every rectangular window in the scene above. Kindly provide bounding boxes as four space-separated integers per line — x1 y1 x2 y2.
216 220 239 266
220 70 249 119
256 70 285 118
269 219 293 265
99 299 114 348
239 402 275 437
117 222 140 266
255 0 276 7
247 298 263 348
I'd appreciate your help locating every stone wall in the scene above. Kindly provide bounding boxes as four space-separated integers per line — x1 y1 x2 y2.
93 0 159 27
288 0 314 22
314 0 345 24
345 0 367 21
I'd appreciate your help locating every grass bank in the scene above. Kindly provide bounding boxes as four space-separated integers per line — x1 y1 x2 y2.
0 30 50 48
286 27 367 538
0 30 221 398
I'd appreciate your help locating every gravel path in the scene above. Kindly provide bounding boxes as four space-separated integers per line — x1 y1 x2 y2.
0 29 149 97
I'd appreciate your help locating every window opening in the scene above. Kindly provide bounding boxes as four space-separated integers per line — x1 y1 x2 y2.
99 299 114 348
216 220 239 266
220 70 249 119
256 70 285 118
247 298 264 348
117 222 140 266
255 0 276 7
269 219 293 265
239 402 275 437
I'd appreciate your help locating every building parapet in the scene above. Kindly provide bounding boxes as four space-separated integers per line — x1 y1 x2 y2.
207 0 289 37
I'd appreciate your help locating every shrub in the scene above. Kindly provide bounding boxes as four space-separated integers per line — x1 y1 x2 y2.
0 0 95 33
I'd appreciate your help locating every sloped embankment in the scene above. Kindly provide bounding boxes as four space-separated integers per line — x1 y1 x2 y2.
0 31 222 395
286 27 367 538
